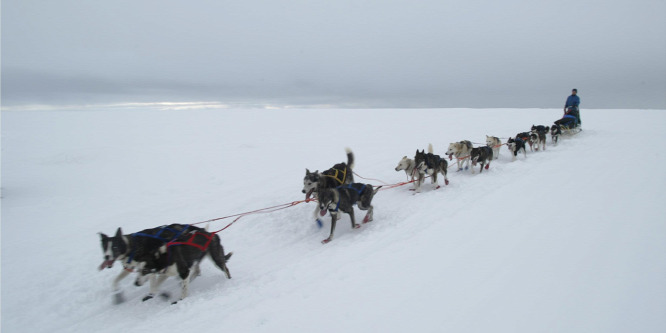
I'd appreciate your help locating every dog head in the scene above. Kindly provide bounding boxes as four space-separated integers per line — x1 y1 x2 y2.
486 135 499 146
414 149 426 165
446 142 460 156
317 188 339 216
470 147 481 165
506 138 516 152
99 227 128 270
395 156 413 172
302 168 320 199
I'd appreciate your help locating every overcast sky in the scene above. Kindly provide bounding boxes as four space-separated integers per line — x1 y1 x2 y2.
2 0 665 109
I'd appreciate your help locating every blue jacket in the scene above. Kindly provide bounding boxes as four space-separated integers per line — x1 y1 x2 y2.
565 95 580 108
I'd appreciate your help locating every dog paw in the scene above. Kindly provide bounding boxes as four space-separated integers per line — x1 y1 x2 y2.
445 179 449 185
353 224 361 229
316 219 323 228
322 238 332 244
142 294 155 302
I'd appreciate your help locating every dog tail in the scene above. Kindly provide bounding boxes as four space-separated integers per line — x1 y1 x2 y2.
373 186 383 195
428 143 433 154
208 234 232 279
345 147 355 170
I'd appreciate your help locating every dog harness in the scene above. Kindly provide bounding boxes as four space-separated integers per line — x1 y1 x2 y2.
324 168 348 185
337 183 366 196
329 184 367 212
126 225 190 264
167 231 214 252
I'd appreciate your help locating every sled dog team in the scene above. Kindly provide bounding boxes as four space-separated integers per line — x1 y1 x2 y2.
99 123 573 304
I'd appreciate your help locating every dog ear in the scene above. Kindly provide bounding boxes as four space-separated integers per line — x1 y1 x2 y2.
306 168 310 175
115 227 123 238
99 232 108 241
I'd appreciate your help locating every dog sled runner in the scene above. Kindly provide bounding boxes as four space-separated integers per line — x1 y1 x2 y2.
559 123 582 135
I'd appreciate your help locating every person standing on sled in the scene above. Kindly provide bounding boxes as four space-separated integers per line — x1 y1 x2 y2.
562 88 581 126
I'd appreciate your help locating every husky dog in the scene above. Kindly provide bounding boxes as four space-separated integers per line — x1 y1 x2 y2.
302 148 355 200
135 229 232 304
414 144 449 192
470 146 493 173
446 140 473 171
507 137 527 161
485 135 502 160
516 132 533 152
316 183 381 244
395 156 418 190
529 132 540 151
303 148 355 225
99 224 195 304
531 125 548 150
550 124 562 144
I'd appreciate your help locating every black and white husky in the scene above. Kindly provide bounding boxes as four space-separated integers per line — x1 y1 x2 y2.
516 132 532 152
316 183 381 244
99 224 195 304
470 146 493 173
485 135 502 160
446 140 473 171
550 124 562 144
134 229 232 304
395 156 418 190
414 143 449 192
531 125 548 151
507 137 527 161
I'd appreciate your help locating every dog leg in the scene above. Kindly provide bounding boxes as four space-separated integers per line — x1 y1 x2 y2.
415 174 423 193
363 205 374 223
177 273 192 304
313 206 324 228
144 273 169 301
322 213 339 244
349 207 360 230
112 269 131 293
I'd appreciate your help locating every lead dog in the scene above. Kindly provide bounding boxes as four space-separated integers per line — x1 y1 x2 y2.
446 140 473 171
470 146 493 173
395 156 418 190
135 229 232 304
316 183 381 244
414 143 449 192
99 224 196 304
507 137 527 161
485 135 502 160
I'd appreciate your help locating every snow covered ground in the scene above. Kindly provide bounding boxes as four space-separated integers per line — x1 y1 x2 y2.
2 107 665 333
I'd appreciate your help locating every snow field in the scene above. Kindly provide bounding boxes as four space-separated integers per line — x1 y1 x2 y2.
2 108 665 332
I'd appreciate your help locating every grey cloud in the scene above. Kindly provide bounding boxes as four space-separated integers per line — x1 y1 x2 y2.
2 0 665 109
